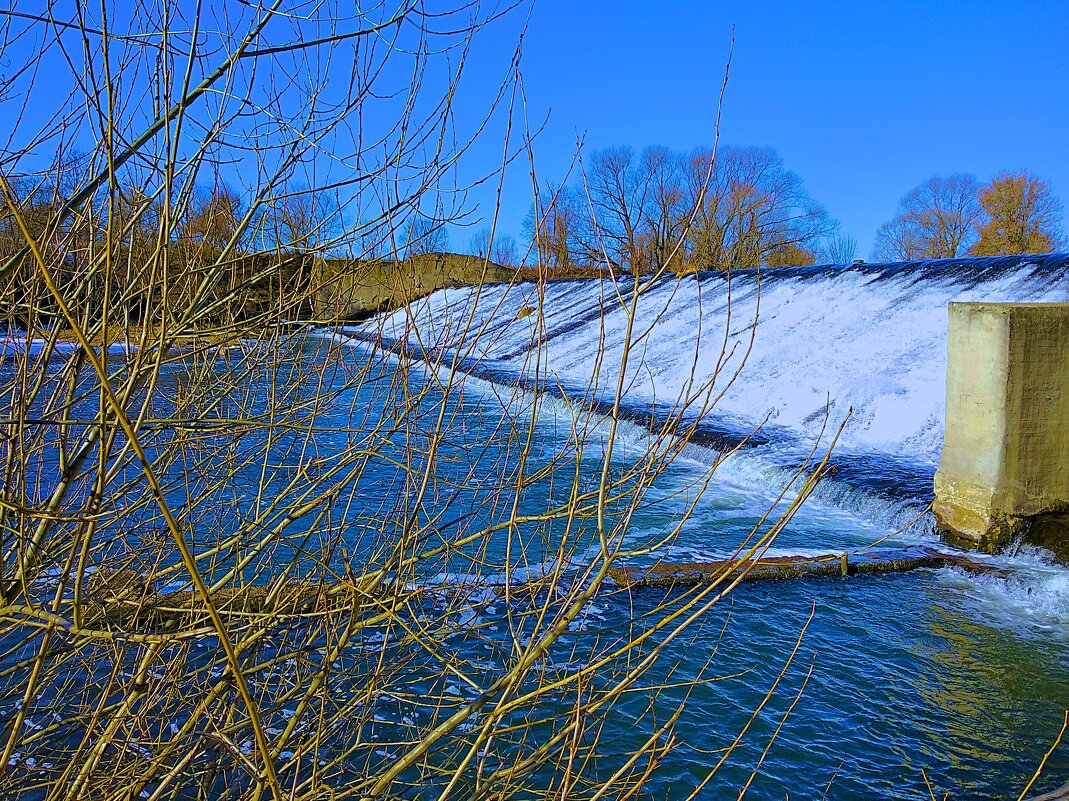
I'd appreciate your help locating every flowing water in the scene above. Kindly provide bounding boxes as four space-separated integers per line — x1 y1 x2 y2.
4 255 1069 799
329 253 1069 799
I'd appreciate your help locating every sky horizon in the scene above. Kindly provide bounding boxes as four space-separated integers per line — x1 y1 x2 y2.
456 0 1069 261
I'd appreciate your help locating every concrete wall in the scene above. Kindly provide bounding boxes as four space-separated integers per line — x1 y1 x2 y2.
934 302 1069 552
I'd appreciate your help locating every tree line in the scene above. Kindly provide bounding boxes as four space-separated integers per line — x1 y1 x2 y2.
872 171 1065 261
519 145 840 272
1 178 321 329
508 145 1066 271
0 163 473 329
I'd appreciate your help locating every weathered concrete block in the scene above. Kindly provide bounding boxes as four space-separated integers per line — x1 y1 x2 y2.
934 302 1069 552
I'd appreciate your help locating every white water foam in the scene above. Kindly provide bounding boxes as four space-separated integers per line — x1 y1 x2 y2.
360 256 1069 465
347 256 1069 630
932 546 1069 637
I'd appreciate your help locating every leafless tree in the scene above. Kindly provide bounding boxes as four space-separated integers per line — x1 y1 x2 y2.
491 232 519 266
871 174 981 261
0 4 852 800
468 226 492 259
526 182 588 268
402 213 450 257
637 146 688 272
684 146 835 270
817 234 859 265
582 146 650 271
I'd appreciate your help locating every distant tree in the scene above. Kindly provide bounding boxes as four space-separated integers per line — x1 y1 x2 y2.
181 183 242 252
584 146 648 270
683 146 836 270
491 233 518 266
765 243 816 267
525 184 585 269
468 226 491 259
402 213 448 256
816 234 858 265
468 227 517 266
871 174 981 261
637 146 687 272
871 215 925 261
970 171 1065 256
533 145 834 272
0 178 68 325
263 190 332 252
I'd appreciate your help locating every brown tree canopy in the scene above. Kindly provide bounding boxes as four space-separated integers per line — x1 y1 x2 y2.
871 174 981 261
970 171 1065 256
766 243 817 267
525 183 587 269
179 183 243 253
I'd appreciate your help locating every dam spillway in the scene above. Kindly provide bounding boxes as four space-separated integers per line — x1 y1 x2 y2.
355 253 1069 530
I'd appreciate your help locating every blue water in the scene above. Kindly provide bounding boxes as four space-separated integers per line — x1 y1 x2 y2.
308 332 1069 799
4 255 1069 799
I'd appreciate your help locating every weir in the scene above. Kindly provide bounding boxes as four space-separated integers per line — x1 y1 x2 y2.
359 254 1069 545
934 302 1069 553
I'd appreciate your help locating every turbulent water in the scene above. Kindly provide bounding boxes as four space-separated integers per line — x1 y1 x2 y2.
5 255 1069 799
353 254 1069 518
330 253 1069 798
362 254 1069 457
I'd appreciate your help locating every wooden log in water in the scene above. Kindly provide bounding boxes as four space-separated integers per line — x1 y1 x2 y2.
607 549 1005 589
18 549 1004 637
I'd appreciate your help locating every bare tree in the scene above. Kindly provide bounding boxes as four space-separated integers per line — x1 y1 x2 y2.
526 183 587 268
638 146 688 272
970 171 1065 255
684 146 835 270
0 4 842 800
491 232 519 266
766 243 817 266
583 146 650 271
180 183 243 252
540 144 833 273
871 174 981 261
468 226 492 258
260 188 337 254
817 234 858 265
402 213 450 257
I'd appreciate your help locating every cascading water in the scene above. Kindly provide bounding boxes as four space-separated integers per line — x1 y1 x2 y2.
352 253 1069 533
332 255 1069 798
344 252 1069 640
6 255 1064 798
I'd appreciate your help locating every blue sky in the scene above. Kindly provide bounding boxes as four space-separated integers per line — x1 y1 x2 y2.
3 2 1064 261
459 0 1069 258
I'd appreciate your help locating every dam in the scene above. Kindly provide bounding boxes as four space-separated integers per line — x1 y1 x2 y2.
317 252 1069 797
354 252 1069 542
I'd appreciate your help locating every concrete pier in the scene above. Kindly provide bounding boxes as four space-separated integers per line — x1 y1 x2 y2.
933 302 1069 552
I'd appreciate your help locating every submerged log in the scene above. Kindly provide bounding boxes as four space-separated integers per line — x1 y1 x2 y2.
11 549 1005 638
607 548 1005 589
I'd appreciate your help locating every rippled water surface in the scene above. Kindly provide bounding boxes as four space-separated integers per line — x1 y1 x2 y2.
6 255 1069 799
331 254 1069 798
315 331 1069 800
